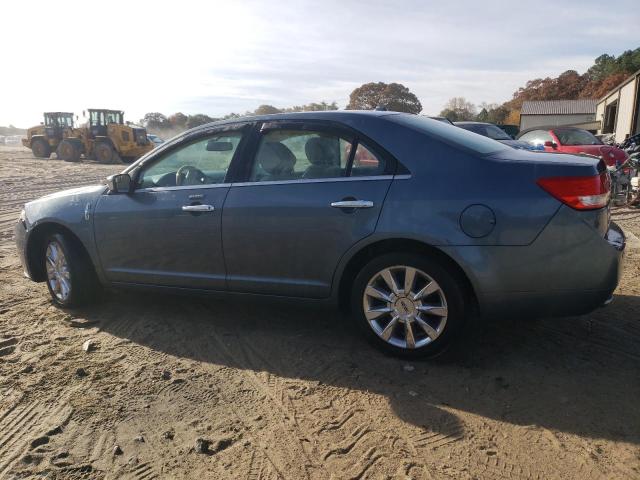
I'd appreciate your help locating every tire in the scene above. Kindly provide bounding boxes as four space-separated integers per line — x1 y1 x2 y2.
43 233 101 308
95 142 119 164
350 253 467 358
56 140 80 162
31 138 51 158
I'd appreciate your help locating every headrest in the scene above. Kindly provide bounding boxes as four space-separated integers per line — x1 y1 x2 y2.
259 142 296 174
305 136 338 166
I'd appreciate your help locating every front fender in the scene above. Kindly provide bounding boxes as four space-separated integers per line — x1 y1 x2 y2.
22 185 106 282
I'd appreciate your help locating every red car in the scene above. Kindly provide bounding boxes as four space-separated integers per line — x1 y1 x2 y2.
517 126 627 167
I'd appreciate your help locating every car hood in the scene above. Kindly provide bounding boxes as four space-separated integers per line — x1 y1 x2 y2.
24 184 107 229
498 139 540 150
28 184 106 205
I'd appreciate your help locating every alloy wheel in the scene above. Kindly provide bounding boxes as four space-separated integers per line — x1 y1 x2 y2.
362 265 448 349
46 241 71 302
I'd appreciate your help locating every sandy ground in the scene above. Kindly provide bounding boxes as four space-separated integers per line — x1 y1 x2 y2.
0 144 639 479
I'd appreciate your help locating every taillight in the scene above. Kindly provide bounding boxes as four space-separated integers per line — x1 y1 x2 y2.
536 172 610 210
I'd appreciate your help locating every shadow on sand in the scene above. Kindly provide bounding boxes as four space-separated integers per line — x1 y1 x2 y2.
74 290 640 444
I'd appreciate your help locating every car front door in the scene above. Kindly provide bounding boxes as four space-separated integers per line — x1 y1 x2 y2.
93 127 248 289
222 121 395 298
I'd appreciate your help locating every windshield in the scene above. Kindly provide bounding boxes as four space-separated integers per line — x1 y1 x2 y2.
484 125 512 140
393 116 509 155
457 123 512 141
45 114 73 127
554 128 602 146
90 110 123 125
105 111 123 124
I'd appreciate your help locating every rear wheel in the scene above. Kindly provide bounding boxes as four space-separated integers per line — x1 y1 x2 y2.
31 138 51 158
350 253 467 358
56 140 80 162
44 233 100 307
95 142 120 164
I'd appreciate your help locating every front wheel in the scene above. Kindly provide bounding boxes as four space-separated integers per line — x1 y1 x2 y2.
31 138 51 158
44 233 100 307
350 253 467 358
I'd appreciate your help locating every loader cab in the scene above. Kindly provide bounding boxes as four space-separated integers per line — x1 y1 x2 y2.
43 112 74 140
88 109 123 138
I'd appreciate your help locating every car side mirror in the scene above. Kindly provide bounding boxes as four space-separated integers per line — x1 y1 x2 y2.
206 140 233 151
544 140 557 149
106 173 132 194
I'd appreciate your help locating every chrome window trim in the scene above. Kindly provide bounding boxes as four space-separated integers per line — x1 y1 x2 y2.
136 183 231 193
134 174 411 192
231 175 395 188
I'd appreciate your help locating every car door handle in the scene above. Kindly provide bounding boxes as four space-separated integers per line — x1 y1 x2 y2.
330 200 374 209
182 204 215 212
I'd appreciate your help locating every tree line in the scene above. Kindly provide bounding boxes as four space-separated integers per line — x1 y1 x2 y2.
441 47 640 124
140 46 640 134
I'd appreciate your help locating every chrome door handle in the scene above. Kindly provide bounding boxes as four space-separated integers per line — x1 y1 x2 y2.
330 200 374 209
182 204 215 212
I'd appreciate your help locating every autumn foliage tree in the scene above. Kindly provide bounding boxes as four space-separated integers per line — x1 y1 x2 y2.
346 82 422 114
501 47 640 121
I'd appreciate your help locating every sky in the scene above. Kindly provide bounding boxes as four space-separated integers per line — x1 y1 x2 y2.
0 0 637 127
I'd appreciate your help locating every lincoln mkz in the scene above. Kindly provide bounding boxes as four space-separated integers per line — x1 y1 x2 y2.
15 111 625 356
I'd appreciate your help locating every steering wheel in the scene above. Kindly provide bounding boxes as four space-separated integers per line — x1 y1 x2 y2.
176 165 207 186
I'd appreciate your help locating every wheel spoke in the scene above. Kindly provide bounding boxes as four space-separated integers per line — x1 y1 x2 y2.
59 279 69 299
380 269 400 295
47 245 57 263
380 316 399 341
365 285 392 302
403 267 416 296
365 306 393 321
417 304 448 317
405 320 416 349
412 281 439 301
415 316 438 339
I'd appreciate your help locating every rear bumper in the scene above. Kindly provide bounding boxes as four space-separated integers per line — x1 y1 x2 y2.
444 207 625 319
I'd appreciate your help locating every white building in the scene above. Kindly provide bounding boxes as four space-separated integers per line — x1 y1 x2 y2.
519 100 598 132
596 69 640 143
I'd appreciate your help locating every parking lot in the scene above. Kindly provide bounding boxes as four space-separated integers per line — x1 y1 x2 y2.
1 145 639 479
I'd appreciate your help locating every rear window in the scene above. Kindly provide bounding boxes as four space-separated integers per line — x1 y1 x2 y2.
391 115 510 155
554 128 602 146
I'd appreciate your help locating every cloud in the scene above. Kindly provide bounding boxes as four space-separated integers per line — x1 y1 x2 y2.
0 0 636 126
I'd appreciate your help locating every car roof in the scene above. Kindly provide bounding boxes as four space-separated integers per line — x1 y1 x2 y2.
190 110 402 133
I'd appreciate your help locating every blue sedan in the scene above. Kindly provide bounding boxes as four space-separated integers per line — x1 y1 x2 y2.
15 111 624 357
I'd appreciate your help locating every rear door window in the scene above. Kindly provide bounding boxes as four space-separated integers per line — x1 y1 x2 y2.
350 142 386 176
248 130 351 181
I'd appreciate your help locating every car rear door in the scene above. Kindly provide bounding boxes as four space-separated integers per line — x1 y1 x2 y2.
93 126 250 289
221 120 395 298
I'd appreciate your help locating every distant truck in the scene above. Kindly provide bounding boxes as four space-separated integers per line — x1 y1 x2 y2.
23 109 153 163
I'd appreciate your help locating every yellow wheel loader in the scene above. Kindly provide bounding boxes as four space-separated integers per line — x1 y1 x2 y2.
57 109 154 164
22 112 75 158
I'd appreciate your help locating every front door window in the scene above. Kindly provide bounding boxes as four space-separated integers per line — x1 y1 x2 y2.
137 132 243 188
